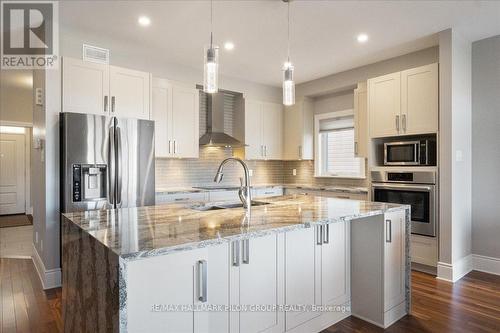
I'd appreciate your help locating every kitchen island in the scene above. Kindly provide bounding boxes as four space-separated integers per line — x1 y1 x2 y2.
62 195 410 333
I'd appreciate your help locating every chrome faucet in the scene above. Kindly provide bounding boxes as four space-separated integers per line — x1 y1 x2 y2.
214 157 252 209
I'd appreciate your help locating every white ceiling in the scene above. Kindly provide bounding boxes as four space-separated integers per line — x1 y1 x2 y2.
60 0 500 87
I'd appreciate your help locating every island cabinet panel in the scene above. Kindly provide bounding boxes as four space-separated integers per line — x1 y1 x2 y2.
350 210 408 329
284 226 321 330
126 243 230 333
321 221 351 307
230 233 285 333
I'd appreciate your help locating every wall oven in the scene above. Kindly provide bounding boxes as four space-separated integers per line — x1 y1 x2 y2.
384 140 436 166
372 171 437 237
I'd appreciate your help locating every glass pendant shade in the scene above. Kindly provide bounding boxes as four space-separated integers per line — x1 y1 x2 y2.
204 45 219 93
283 63 295 106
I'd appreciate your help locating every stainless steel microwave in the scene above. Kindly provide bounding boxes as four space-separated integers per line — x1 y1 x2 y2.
384 140 436 166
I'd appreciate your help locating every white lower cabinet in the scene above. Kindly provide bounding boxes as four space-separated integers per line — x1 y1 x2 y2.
230 234 285 333
126 243 230 333
284 222 350 332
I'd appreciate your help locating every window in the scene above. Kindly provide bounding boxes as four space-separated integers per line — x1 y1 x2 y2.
315 111 365 178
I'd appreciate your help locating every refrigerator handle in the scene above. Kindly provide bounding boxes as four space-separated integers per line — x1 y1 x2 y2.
116 126 122 205
108 126 115 205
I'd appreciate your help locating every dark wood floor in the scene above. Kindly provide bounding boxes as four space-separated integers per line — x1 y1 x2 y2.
1 258 499 333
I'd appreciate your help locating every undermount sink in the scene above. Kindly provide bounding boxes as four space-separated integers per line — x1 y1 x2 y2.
190 201 270 211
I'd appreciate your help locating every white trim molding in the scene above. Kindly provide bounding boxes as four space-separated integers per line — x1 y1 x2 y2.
32 244 61 289
437 255 472 282
472 254 500 276
0 121 33 127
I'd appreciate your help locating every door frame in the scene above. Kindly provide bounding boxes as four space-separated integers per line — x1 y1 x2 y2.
0 122 32 215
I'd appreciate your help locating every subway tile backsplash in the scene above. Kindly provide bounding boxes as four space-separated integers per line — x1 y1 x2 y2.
156 151 368 189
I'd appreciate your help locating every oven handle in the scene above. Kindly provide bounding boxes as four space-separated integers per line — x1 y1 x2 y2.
372 183 434 192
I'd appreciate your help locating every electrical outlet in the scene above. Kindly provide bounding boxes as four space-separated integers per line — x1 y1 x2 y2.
249 169 253 177
292 169 297 176
35 88 43 106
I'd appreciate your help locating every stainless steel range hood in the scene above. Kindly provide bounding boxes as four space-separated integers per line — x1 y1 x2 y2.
199 92 246 147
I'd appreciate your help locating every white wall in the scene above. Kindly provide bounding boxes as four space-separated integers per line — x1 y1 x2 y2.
313 91 354 115
0 70 33 125
60 26 282 103
297 46 438 98
471 35 500 260
437 29 472 282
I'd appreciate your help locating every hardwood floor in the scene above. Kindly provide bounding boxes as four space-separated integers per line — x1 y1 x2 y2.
0 258 61 333
1 258 499 333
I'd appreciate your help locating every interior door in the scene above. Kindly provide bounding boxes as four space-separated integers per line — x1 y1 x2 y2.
114 117 155 209
0 133 26 215
62 57 110 115
171 85 200 158
110 65 151 120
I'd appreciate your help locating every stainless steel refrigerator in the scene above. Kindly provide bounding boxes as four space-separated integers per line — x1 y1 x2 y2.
60 112 155 213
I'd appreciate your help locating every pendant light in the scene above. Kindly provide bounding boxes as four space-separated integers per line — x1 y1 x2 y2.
204 0 219 93
282 0 295 106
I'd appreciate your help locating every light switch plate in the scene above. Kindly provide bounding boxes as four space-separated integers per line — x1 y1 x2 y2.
292 169 297 176
35 88 43 106
456 150 463 162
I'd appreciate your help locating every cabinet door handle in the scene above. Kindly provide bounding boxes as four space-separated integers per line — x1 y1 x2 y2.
395 115 400 132
232 240 240 267
174 197 189 201
316 225 323 245
298 145 302 159
111 96 116 113
264 145 267 157
104 96 108 112
323 224 329 244
261 145 264 157
386 219 392 243
174 140 178 154
402 114 407 132
198 260 207 303
354 142 358 155
242 239 250 264
168 140 172 154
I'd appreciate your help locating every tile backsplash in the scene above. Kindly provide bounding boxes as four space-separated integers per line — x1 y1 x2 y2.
156 152 368 189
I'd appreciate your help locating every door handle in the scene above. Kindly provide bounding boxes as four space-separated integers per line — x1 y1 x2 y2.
232 240 240 266
264 145 267 157
299 145 302 159
402 114 407 132
396 115 400 132
174 140 178 155
261 145 264 157
104 96 108 113
242 239 250 264
198 260 207 303
323 224 329 244
386 219 392 243
115 126 122 205
108 126 115 205
354 142 358 155
316 225 323 245
111 96 116 113
168 140 172 154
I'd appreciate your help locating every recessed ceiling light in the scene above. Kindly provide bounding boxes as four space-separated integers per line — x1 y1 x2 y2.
138 16 151 27
357 33 369 43
224 41 235 51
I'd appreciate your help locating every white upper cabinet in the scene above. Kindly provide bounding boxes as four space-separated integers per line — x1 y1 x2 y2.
262 102 283 160
401 63 439 135
109 65 151 120
368 63 438 138
62 57 110 115
244 99 283 160
152 78 199 159
283 98 314 160
353 82 368 158
62 57 151 120
368 72 401 138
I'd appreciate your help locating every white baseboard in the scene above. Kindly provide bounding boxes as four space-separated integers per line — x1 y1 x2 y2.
472 254 500 276
437 254 472 282
31 244 61 289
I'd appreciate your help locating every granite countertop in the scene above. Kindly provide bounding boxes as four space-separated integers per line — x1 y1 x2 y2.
156 183 369 195
63 195 407 261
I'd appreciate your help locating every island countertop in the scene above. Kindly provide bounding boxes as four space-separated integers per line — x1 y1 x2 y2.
62 195 408 261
